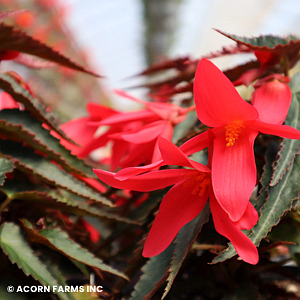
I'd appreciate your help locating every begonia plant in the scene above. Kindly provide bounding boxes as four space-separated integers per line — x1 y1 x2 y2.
1 5 300 300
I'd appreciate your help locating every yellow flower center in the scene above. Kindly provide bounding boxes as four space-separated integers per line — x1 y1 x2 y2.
225 121 245 147
184 173 211 196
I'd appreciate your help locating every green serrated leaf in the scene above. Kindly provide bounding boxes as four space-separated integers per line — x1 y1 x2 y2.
251 152 300 245
46 189 138 225
162 204 210 299
0 157 14 186
0 176 135 224
39 256 77 300
255 140 279 211
0 222 72 300
36 227 128 280
0 285 27 300
0 23 99 76
271 77 300 185
130 244 175 300
216 29 299 50
0 109 96 178
69 258 90 278
0 140 112 206
0 73 72 142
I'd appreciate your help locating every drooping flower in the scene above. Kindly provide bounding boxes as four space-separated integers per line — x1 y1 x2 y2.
251 74 292 124
192 58 300 221
60 102 118 158
94 136 259 264
62 90 194 170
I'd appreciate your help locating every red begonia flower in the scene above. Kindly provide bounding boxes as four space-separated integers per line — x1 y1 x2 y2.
251 74 292 124
93 136 259 264
94 167 211 258
61 90 194 170
193 58 300 221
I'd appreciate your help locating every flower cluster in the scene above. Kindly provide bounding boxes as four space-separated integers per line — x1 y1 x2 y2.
92 58 300 265
61 89 194 170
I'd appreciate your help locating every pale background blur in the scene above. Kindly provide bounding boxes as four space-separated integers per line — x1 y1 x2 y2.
63 0 300 107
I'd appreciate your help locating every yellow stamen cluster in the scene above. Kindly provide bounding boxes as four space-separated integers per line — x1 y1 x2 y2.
225 121 245 147
184 173 211 196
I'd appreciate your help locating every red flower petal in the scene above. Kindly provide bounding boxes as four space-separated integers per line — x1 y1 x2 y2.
119 140 155 169
251 79 292 124
86 102 118 121
158 137 211 173
246 120 300 139
92 109 156 126
178 130 211 156
111 120 166 143
143 180 208 257
210 194 259 265
115 160 164 180
234 202 258 230
94 168 199 192
193 59 258 127
212 128 258 221
0 92 20 110
61 117 97 146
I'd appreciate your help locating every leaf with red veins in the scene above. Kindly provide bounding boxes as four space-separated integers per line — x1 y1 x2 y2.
149 82 194 102
136 68 196 93
0 73 72 143
216 30 300 67
203 44 252 60
137 56 191 76
0 23 99 76
223 60 260 83
216 29 299 52
143 179 208 257
212 128 258 222
193 59 258 127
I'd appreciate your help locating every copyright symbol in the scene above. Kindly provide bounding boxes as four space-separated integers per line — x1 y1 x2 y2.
7 285 14 293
